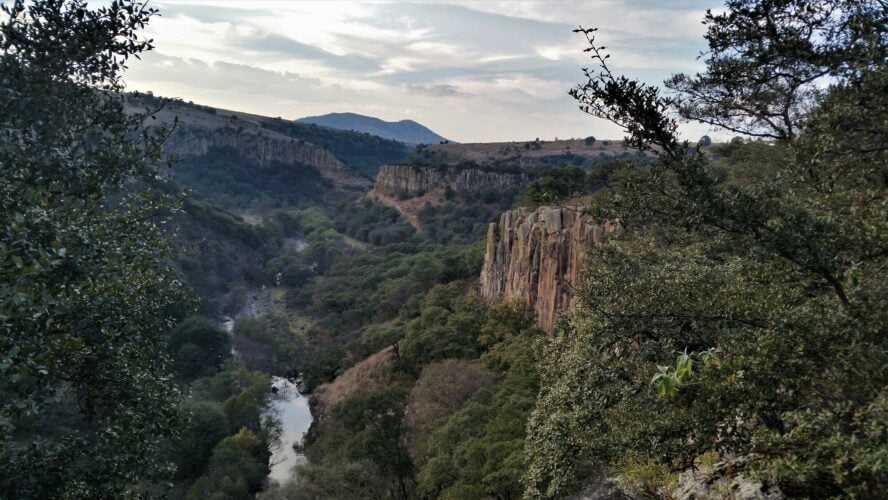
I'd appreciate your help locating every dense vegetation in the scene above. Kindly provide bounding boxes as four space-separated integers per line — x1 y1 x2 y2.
526 2 888 497
263 294 542 500
418 187 519 245
5 0 885 498
0 2 195 496
173 143 333 210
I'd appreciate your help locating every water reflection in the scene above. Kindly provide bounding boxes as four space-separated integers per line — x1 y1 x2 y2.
266 376 312 484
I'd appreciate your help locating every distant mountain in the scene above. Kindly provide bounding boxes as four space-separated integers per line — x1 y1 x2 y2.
296 112 449 145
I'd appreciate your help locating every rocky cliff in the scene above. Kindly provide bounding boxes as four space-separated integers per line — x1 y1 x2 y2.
372 164 527 197
164 125 371 191
480 206 620 333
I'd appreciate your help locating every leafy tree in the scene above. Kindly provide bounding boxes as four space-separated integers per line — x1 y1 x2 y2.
404 359 493 464
526 4 887 498
167 317 231 380
0 1 191 496
233 313 303 376
184 430 268 499
308 388 415 499
168 402 229 480
666 0 886 140
222 372 272 434
261 460 390 500
398 284 485 375
417 305 540 499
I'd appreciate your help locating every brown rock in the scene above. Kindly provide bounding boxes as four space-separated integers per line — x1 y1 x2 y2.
480 206 618 333
371 164 528 197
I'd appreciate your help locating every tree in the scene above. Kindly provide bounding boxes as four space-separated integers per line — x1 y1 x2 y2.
527 4 887 498
666 0 887 140
308 388 415 499
404 360 493 464
417 305 540 500
167 317 231 380
169 402 229 480
185 431 268 500
0 1 191 496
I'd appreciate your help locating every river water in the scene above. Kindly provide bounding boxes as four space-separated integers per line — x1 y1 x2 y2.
266 376 312 484
222 317 313 485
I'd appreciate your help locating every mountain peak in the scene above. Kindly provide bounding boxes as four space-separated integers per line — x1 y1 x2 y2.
296 112 449 145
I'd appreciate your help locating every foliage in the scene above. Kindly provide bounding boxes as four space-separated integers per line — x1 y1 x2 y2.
397 283 486 375
184 430 269 499
296 244 484 390
168 401 229 480
173 197 270 315
418 191 514 245
300 295 541 499
525 4 888 497
307 388 415 499
517 164 626 206
0 1 192 496
233 313 304 376
262 460 391 500
416 304 541 499
404 360 494 464
173 144 333 210
166 317 232 380
666 0 887 140
171 366 276 495
333 198 417 246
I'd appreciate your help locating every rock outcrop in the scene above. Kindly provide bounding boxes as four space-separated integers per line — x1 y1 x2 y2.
670 455 784 500
165 125 371 190
372 164 527 197
480 206 619 333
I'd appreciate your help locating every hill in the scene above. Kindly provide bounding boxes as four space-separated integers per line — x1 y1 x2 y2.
297 112 448 145
128 94 411 181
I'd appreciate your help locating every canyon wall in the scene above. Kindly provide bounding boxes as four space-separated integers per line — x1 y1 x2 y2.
480 206 619 333
372 164 527 197
164 125 371 191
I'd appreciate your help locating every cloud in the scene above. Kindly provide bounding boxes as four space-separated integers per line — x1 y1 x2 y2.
402 83 464 97
126 0 724 142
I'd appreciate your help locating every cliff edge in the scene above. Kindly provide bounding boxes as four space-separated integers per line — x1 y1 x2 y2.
480 206 619 333
368 164 528 228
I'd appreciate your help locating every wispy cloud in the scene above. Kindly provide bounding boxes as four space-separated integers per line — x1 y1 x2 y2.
125 0 722 142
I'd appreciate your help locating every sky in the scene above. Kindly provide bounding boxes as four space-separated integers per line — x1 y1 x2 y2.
125 0 725 143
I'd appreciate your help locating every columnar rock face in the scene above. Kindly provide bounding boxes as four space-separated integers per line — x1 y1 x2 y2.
164 126 371 190
480 206 619 333
372 164 527 197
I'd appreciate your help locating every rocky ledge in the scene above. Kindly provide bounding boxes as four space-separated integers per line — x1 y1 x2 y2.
480 206 620 333
372 164 527 198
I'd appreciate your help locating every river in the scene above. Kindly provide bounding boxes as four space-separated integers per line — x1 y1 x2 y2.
222 317 313 485
266 376 313 483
